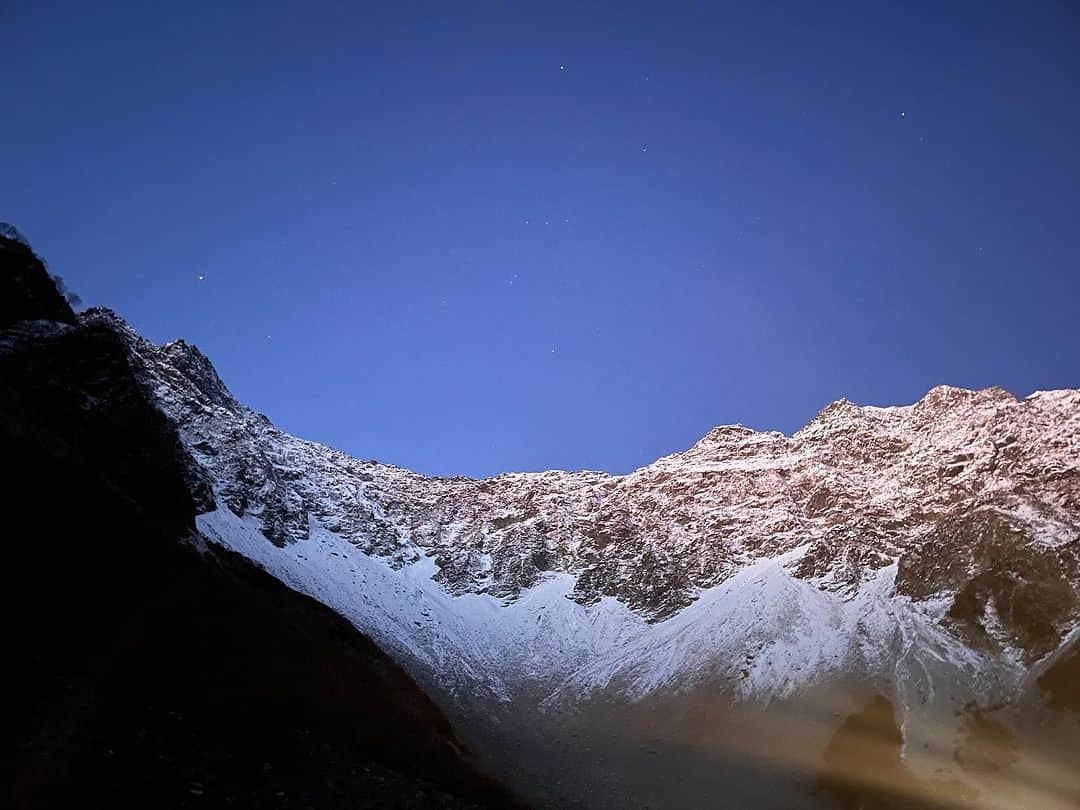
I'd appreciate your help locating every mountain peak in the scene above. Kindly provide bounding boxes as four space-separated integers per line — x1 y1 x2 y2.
160 339 237 409
914 383 1017 413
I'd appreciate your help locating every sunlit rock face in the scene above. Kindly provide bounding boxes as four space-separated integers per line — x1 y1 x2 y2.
78 308 1080 807
105 302 1079 655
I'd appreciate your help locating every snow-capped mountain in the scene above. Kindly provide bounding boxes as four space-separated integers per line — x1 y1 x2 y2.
83 306 1079 807
88 306 1075 691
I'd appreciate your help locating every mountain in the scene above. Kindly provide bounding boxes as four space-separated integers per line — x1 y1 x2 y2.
4 231 1078 808
1 234 523 810
86 307 1080 807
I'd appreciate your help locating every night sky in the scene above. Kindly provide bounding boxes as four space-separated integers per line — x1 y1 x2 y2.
4 2 1079 477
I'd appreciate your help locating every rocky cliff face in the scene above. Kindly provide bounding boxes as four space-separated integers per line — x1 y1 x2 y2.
96 304 1080 673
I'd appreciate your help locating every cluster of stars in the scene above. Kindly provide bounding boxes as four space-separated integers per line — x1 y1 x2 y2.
522 217 571 226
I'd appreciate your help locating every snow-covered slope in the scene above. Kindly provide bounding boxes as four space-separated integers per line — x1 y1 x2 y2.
88 308 1080 729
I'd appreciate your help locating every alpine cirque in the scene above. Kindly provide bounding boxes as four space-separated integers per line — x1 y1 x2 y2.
5 236 1079 809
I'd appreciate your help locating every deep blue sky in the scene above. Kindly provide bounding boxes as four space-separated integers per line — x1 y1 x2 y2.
4 2 1078 476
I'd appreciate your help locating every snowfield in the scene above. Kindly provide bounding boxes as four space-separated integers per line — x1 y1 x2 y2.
196 503 1024 725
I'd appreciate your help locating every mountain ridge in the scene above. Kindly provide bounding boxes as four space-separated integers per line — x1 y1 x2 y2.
101 296 1079 626
89 303 1075 481
8 277 1078 807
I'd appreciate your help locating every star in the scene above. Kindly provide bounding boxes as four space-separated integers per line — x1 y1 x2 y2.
559 64 566 71
641 145 648 153
900 111 906 117
197 275 205 281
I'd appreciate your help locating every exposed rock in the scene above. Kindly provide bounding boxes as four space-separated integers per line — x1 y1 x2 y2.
895 511 1079 661
83 306 1080 660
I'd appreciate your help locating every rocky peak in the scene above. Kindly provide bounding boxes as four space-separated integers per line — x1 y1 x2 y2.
161 339 237 409
683 423 784 463
805 396 861 424
695 423 757 444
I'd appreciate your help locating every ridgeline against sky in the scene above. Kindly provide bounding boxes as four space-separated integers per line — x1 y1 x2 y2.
4 2 1078 476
